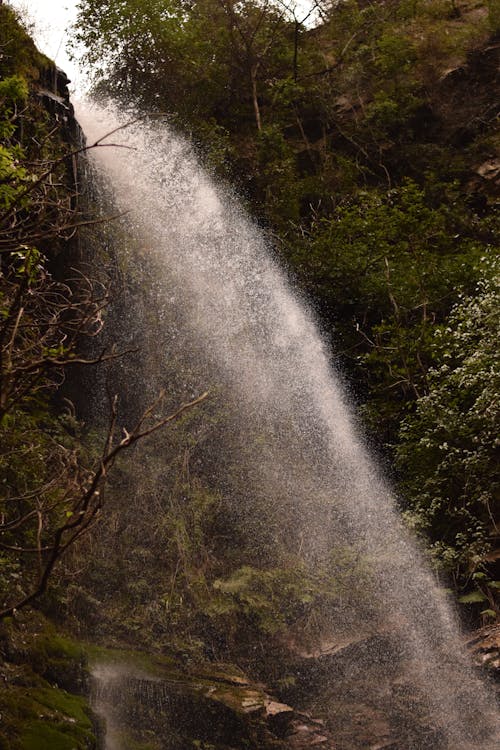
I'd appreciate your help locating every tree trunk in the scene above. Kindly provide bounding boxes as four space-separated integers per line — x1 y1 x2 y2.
251 66 262 132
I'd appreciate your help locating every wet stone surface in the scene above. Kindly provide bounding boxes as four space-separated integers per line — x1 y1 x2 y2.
91 658 338 749
467 623 500 681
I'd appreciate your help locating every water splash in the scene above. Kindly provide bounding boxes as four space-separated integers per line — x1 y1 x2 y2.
77 102 499 749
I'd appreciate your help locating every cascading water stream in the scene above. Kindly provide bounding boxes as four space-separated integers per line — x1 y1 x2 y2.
77 101 499 749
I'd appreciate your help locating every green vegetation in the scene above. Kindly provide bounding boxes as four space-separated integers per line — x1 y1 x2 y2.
72 0 499 618
1 3 209 624
0 3 103 619
0 2 498 745
0 7 498 738
397 256 500 609
0 611 96 749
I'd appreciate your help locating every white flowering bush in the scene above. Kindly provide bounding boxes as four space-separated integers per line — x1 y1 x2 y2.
397 254 499 609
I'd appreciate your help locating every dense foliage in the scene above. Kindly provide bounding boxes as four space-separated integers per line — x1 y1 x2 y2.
397 256 500 609
72 0 499 620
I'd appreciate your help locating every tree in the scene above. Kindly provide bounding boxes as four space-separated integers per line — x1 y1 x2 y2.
209 0 291 131
74 0 297 132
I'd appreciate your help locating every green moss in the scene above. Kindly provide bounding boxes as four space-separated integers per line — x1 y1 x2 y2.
0 5 52 81
20 721 90 750
0 684 96 750
33 630 86 664
0 615 96 750
29 686 93 728
38 630 78 656
85 643 177 676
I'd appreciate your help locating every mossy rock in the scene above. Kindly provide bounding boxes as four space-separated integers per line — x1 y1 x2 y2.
31 631 89 693
1 614 89 693
0 613 97 750
0 5 51 81
0 683 96 750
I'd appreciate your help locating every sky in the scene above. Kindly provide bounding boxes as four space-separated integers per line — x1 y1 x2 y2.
9 0 82 91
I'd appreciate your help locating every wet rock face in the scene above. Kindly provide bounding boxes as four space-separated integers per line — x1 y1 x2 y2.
467 625 500 682
91 659 337 749
36 64 81 144
266 628 500 750
285 715 332 748
34 62 84 228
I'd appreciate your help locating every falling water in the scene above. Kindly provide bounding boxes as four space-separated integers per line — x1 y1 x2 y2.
76 102 499 749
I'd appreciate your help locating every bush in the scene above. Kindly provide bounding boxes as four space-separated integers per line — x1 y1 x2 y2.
397 254 500 608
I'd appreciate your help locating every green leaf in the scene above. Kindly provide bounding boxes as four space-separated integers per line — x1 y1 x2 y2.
458 590 488 604
479 609 497 619
472 571 488 580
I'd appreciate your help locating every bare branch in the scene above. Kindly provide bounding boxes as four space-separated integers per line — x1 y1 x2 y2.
0 390 209 620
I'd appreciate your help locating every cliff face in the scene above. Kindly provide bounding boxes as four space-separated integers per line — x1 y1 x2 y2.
0 9 100 747
0 4 83 261
37 63 83 198
0 4 80 141
437 37 500 204
436 37 500 139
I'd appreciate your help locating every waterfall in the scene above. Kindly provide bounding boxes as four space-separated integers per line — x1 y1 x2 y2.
76 102 499 750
